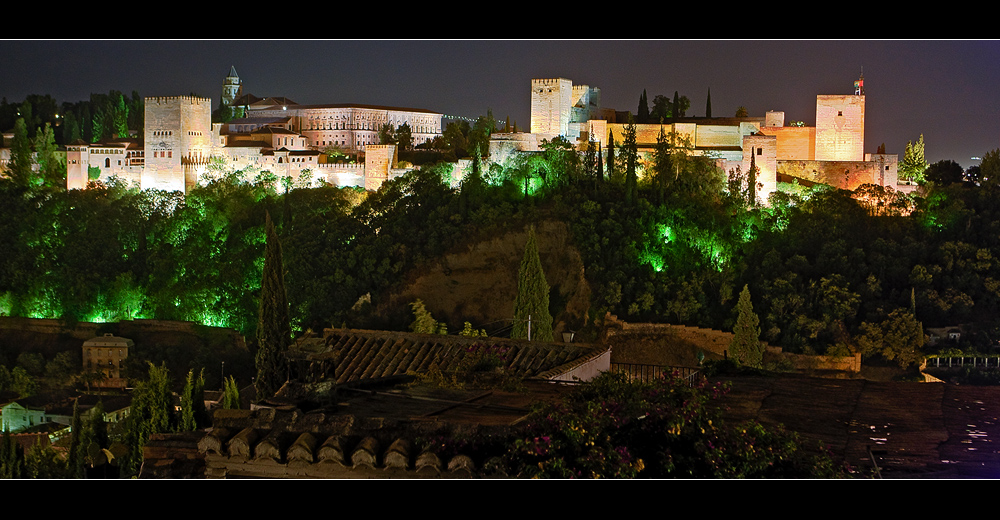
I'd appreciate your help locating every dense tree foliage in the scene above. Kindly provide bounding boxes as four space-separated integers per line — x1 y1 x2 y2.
2 105 1000 370
434 371 848 478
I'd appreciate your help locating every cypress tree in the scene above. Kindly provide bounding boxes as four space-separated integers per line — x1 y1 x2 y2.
512 226 553 342
88 400 108 454
180 370 196 431
623 116 638 205
746 152 759 207
67 399 85 478
705 88 712 118
729 285 762 368
256 211 292 402
672 91 680 120
606 130 617 181
223 376 241 409
9 118 33 187
637 89 649 124
597 145 604 184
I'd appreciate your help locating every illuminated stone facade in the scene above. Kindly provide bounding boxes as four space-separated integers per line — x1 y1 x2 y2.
516 76 892 202
142 96 214 193
815 95 865 161
247 102 442 154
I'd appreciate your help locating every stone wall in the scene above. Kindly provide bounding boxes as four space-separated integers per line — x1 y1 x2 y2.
764 125 815 160
778 159 883 191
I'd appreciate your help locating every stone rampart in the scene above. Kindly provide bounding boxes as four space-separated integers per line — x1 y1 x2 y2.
778 159 882 191
602 314 860 373
764 126 815 160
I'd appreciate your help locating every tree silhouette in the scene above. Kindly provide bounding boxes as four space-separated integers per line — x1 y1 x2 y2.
255 211 291 402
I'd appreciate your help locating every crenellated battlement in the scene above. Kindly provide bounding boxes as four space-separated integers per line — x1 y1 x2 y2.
146 96 211 105
532 78 568 87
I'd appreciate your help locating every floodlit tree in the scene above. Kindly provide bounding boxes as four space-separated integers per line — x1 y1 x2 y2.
122 362 173 476
899 134 929 183
730 285 763 368
7 118 33 187
512 226 553 341
410 299 441 334
255 211 292 402
735 106 748 118
223 376 241 409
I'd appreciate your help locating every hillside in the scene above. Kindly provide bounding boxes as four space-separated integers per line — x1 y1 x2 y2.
376 220 593 338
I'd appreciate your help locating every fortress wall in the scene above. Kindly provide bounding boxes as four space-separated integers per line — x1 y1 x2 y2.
693 125 743 148
778 160 880 190
765 126 815 160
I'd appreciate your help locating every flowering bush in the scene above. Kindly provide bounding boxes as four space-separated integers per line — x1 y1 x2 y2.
472 371 850 478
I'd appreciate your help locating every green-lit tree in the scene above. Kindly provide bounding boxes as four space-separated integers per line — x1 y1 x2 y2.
255 211 291 402
223 376 241 409
122 362 173 476
512 226 553 341
33 123 62 188
7 118 33 187
899 134 929 183
179 369 197 431
730 285 763 368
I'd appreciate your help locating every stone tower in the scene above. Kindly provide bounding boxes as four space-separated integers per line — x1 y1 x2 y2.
142 96 213 193
222 66 242 108
814 76 865 161
531 78 573 136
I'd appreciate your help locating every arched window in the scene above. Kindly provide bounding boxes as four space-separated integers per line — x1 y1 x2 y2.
105 158 110 168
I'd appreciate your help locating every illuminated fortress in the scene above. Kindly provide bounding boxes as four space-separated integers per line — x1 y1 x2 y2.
506 74 902 202
62 69 897 200
65 67 444 193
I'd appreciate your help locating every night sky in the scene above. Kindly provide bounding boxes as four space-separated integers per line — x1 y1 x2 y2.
3 40 998 168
